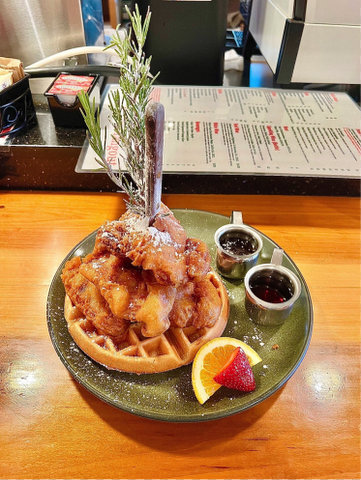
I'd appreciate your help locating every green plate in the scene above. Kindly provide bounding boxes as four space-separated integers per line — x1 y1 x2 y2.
47 209 313 422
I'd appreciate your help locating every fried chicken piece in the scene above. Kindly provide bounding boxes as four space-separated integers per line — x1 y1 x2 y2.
152 203 187 246
168 282 196 328
67 254 175 337
62 202 220 337
94 205 187 287
185 238 211 281
94 203 214 288
127 231 186 286
169 275 222 329
61 257 129 340
193 277 222 328
136 272 176 337
79 253 147 321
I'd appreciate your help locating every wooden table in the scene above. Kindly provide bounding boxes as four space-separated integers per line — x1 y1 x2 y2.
0 191 359 479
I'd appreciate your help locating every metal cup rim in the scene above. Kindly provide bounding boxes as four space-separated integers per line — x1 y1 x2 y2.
214 224 263 260
244 263 302 310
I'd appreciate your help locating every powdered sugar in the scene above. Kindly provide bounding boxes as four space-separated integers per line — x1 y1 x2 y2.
147 226 173 247
91 257 107 269
123 216 176 248
123 215 149 233
100 229 119 243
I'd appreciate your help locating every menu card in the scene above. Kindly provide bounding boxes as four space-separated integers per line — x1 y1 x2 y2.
78 86 361 178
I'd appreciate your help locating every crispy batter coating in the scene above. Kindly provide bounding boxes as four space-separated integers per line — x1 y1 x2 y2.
94 204 210 287
185 238 211 281
61 257 129 340
168 282 196 328
61 204 223 339
79 253 147 321
169 276 222 329
152 203 187 246
136 272 176 337
192 277 222 328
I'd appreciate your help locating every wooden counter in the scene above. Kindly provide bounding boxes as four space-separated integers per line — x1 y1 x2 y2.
0 192 359 479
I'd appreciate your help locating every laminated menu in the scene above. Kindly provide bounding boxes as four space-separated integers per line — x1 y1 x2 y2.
78 86 361 178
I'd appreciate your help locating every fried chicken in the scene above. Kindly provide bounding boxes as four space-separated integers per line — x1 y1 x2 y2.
136 272 176 337
62 204 222 340
61 257 129 340
169 276 222 329
185 238 211 281
79 252 147 321
94 204 210 288
192 277 222 328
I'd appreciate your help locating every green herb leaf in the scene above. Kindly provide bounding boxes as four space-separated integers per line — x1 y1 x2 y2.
78 4 158 215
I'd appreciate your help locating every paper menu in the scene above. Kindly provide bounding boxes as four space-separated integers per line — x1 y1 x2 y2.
78 86 361 178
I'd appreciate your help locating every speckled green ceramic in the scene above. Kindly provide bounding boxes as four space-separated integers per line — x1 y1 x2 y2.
47 209 313 422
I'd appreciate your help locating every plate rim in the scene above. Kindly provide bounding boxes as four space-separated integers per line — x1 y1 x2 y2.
47 208 313 422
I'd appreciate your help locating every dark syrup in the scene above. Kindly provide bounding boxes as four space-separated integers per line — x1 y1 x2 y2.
250 279 293 304
220 231 257 256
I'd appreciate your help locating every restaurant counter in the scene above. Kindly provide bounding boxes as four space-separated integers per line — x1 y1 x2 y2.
0 191 359 479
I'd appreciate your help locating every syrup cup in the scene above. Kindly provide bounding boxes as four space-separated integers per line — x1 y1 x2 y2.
244 248 302 326
214 211 263 280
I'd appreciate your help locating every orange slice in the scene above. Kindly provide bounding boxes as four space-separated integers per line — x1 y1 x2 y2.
191 337 262 404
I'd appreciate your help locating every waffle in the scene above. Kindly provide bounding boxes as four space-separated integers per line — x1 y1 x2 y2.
64 271 229 374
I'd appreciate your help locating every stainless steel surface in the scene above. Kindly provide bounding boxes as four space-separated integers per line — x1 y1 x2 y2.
214 214 263 280
0 0 86 67
244 264 302 326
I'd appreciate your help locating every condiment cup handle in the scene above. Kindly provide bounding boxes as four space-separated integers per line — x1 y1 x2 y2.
231 211 243 225
271 248 284 266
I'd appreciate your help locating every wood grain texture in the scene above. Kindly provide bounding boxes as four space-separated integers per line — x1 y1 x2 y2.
0 191 359 479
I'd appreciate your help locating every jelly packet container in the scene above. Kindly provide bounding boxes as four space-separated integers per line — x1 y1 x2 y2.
44 73 100 128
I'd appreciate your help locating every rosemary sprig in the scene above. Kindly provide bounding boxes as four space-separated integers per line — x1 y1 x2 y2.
78 4 158 215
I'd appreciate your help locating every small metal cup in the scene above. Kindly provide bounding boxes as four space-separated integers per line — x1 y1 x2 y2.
244 248 302 326
215 211 263 280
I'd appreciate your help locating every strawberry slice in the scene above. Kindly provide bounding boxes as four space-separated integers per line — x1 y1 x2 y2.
213 347 256 392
